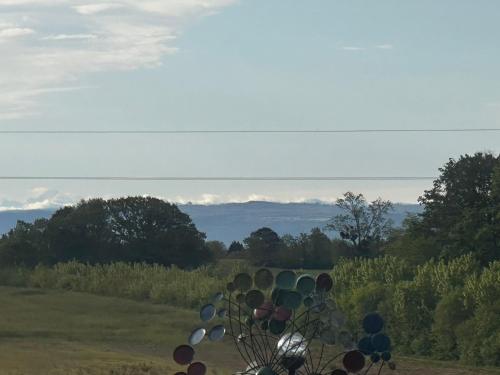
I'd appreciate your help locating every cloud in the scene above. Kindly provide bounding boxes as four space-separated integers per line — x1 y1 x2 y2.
0 187 75 211
42 33 97 40
0 27 34 38
0 0 237 119
375 44 394 50
341 46 365 51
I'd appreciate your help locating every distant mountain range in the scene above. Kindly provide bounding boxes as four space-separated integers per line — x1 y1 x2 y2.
0 202 423 245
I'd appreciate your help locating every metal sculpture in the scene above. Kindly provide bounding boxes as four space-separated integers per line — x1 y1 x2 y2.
173 269 396 375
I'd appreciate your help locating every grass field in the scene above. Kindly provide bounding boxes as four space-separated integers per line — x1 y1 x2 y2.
0 286 499 375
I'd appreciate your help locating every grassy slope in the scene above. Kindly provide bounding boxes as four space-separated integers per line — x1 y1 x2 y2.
0 286 498 375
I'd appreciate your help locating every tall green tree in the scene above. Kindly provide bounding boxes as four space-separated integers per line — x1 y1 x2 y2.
0 197 212 268
244 227 282 266
326 192 393 256
415 152 500 264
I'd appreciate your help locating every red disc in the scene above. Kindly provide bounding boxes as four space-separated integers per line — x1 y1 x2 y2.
173 345 195 365
343 350 366 373
187 362 207 375
254 301 274 320
273 306 292 321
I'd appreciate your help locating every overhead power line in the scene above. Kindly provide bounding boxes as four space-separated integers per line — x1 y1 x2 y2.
0 128 500 134
0 176 437 181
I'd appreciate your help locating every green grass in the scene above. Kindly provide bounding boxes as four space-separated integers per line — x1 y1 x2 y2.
0 286 499 374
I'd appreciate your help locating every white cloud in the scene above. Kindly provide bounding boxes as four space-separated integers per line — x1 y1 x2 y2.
0 187 75 211
42 33 97 40
341 46 365 51
0 27 34 38
0 0 237 119
376 44 393 50
73 3 123 15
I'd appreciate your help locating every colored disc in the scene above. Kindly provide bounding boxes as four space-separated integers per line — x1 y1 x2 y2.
234 273 253 292
254 301 274 320
303 297 314 307
363 313 384 334
173 345 194 365
272 288 287 306
187 362 207 375
316 273 333 292
296 274 316 295
342 350 366 373
217 308 227 318
372 333 391 352
275 270 297 290
208 324 226 341
283 290 302 310
254 268 274 290
381 351 392 361
212 292 224 302
199 304 216 322
269 319 286 335
273 306 292 321
358 336 375 355
256 367 276 375
246 289 265 309
188 328 206 346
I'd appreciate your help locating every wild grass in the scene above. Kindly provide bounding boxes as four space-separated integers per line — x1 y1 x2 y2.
0 261 249 309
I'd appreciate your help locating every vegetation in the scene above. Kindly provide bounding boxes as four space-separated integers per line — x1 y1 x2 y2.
0 197 212 269
0 151 499 370
331 255 500 366
1 286 497 375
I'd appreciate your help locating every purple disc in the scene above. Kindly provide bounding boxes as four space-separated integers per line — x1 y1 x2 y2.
173 345 194 365
187 362 207 375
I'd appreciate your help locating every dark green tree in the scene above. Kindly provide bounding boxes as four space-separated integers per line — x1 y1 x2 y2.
244 227 282 266
206 240 227 260
414 152 500 264
326 192 393 256
0 197 212 268
0 219 49 267
228 241 245 254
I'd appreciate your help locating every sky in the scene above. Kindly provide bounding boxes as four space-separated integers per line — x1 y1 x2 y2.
0 0 500 210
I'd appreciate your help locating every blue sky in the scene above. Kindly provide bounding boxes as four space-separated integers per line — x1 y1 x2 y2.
0 0 499 209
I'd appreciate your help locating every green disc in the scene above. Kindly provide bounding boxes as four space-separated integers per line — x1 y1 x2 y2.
245 290 265 309
271 288 287 306
303 297 314 307
234 273 253 292
275 270 297 290
296 274 316 295
283 290 303 310
254 268 274 290
269 319 286 335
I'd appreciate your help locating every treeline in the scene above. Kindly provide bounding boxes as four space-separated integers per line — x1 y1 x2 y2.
332 255 500 366
228 152 500 268
0 197 213 269
1 255 497 366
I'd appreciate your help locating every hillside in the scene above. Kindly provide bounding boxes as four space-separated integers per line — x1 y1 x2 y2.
0 286 497 375
0 202 422 244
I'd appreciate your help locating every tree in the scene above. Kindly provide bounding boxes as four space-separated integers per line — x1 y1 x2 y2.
326 192 393 256
206 240 227 260
303 228 334 269
244 227 282 266
414 152 500 264
228 241 245 254
0 197 213 268
0 219 49 267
